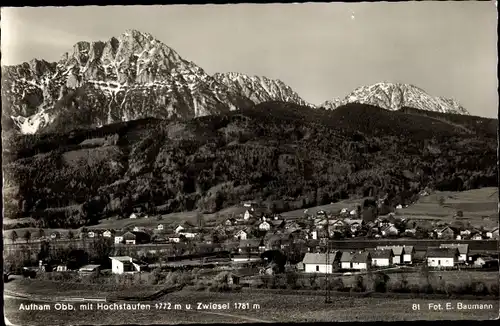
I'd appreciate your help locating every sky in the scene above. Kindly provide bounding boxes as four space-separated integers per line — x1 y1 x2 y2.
1 2 498 118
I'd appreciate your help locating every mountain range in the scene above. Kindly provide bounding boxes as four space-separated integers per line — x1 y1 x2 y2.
2 29 471 135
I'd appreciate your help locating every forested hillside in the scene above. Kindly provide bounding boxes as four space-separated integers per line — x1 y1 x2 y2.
2 102 497 228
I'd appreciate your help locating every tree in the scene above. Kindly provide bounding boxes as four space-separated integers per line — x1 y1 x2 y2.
38 229 45 239
23 230 32 243
438 196 445 206
68 230 75 241
456 210 463 218
10 231 18 243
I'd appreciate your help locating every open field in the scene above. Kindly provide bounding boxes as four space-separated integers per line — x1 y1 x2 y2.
5 289 498 324
399 187 498 228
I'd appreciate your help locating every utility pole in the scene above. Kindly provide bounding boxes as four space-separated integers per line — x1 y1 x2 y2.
325 211 332 304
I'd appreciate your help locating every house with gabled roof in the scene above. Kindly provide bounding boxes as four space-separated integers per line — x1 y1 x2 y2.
368 249 393 267
435 226 454 239
381 225 399 237
234 229 248 241
102 230 113 238
486 227 499 239
402 245 415 264
258 220 271 231
301 252 341 273
426 247 459 267
439 243 469 262
340 251 354 269
377 245 405 265
351 251 371 270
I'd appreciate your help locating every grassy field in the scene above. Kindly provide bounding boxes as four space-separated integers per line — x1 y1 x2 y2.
400 187 498 229
5 290 498 324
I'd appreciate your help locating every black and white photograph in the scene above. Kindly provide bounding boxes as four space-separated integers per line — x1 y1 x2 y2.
2 2 499 324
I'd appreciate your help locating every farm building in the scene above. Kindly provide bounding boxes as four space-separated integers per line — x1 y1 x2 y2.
157 224 164 231
368 249 393 267
243 210 253 220
351 251 371 270
381 225 399 237
129 213 138 219
340 251 354 269
109 256 141 274
471 232 483 240
486 227 499 239
88 231 96 238
301 252 340 274
426 247 459 267
103 230 113 238
239 239 265 254
435 226 454 239
78 264 100 274
402 246 415 263
50 232 60 240
439 244 469 262
225 218 237 226
377 245 404 265
234 230 248 241
175 225 185 233
258 221 271 231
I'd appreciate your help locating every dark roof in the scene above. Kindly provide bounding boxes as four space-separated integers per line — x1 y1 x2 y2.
351 251 371 263
340 251 354 262
377 245 405 255
368 249 393 259
439 243 469 255
427 247 459 258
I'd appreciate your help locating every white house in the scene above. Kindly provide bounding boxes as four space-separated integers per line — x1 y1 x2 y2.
486 228 499 239
439 244 469 262
179 232 198 238
351 251 371 270
402 246 415 264
340 208 349 214
133 227 140 232
168 236 181 243
349 209 357 216
114 234 124 244
310 230 318 240
302 252 339 274
234 230 248 240
109 256 140 274
157 224 164 231
377 246 404 265
426 248 458 267
87 231 96 238
369 249 393 267
129 213 137 219
381 225 399 237
103 230 113 238
243 210 252 220
258 221 271 231
175 225 185 233
396 204 403 209
340 252 353 269
471 233 483 240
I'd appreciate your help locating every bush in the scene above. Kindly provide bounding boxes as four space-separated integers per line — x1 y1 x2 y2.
351 275 365 292
331 277 344 291
194 280 206 291
472 281 489 296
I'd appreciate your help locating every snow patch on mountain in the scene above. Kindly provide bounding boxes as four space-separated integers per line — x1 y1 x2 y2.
321 82 470 115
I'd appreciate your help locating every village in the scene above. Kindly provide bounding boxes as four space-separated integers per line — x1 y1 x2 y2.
5 198 499 281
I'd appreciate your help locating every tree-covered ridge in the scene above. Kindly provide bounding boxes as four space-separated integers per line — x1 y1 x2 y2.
2 102 497 228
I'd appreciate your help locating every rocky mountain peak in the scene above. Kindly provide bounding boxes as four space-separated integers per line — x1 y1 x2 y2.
322 82 470 115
